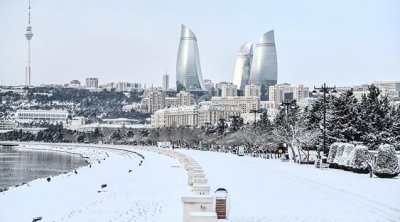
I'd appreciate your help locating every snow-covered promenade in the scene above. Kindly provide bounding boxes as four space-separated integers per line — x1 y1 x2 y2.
1 144 399 222
0 144 190 222
180 149 400 222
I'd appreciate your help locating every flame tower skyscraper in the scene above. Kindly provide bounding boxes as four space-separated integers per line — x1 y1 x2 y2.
176 25 205 92
25 0 33 86
248 30 277 100
233 41 253 92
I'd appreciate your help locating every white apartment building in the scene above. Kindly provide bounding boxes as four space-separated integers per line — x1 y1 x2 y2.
221 83 237 97
211 96 259 113
151 103 239 128
204 79 214 96
374 81 400 100
245 84 261 97
165 97 178 108
85 78 99 88
292 85 310 102
141 90 165 113
15 110 69 123
0 120 17 131
115 82 142 92
269 83 292 103
177 91 196 106
269 83 309 103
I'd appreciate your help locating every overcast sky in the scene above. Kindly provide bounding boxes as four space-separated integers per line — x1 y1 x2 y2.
1 0 399 88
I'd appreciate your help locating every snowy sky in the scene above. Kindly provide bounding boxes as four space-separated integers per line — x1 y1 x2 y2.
0 0 399 88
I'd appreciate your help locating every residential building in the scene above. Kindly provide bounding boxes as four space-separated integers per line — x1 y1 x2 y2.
211 96 259 113
85 78 99 88
245 84 261 97
15 109 69 124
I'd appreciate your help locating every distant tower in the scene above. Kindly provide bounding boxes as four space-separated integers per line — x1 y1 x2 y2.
162 72 169 90
25 0 34 86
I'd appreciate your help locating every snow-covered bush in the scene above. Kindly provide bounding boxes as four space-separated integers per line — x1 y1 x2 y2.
348 145 369 174
332 143 354 169
327 143 340 163
373 144 400 178
341 144 355 169
331 143 345 169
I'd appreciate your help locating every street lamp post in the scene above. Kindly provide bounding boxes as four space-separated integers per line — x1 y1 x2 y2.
280 99 296 121
312 83 337 157
250 109 261 127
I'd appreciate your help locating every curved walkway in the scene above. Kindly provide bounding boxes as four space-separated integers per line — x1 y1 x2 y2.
0 144 190 222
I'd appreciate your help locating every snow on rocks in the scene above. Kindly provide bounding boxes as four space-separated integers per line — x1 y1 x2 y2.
373 144 400 178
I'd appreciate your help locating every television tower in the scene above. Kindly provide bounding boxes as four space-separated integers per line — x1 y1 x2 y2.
25 0 33 86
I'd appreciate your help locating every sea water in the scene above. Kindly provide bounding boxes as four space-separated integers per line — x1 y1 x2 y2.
0 147 88 191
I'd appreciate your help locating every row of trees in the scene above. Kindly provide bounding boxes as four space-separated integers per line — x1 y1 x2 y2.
1 85 399 161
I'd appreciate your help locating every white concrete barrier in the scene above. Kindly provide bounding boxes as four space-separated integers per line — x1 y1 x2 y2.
192 185 210 195
189 212 217 222
193 178 208 185
182 195 214 222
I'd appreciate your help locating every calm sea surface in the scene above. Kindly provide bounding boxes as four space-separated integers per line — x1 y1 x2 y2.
0 147 88 191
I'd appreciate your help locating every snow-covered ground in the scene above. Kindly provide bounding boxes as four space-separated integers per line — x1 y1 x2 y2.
180 149 400 222
1 144 399 222
0 144 190 222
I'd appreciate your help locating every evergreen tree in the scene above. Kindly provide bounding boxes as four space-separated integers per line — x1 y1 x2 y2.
258 111 272 132
391 106 400 149
326 90 360 143
229 115 243 133
358 85 392 148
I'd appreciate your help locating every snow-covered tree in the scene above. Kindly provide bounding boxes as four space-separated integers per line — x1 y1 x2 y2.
373 144 400 178
326 91 360 143
391 106 400 149
358 85 392 149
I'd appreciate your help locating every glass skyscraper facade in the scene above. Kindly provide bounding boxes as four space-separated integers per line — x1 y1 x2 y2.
233 41 253 93
176 24 205 92
248 30 278 100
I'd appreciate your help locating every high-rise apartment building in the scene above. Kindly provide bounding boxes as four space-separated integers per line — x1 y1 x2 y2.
116 82 142 92
292 85 310 102
268 83 292 103
216 82 237 97
85 78 99 88
162 74 169 90
176 25 205 92
177 90 196 106
269 83 309 103
204 79 214 96
245 84 261 98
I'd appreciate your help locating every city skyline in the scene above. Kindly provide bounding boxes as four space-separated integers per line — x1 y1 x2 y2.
0 0 399 88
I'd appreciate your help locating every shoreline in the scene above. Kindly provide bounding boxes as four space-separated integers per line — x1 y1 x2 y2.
0 143 190 222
